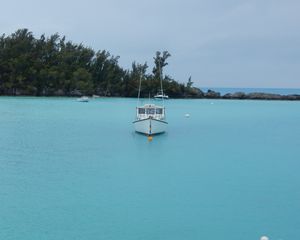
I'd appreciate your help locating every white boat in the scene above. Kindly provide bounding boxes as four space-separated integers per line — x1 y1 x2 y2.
154 92 169 99
133 62 168 135
77 96 89 102
133 104 167 135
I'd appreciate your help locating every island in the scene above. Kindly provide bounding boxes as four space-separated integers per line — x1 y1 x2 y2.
0 29 299 100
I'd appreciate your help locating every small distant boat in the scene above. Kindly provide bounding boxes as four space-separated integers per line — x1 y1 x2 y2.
133 104 167 135
92 95 100 98
77 96 89 102
154 92 169 99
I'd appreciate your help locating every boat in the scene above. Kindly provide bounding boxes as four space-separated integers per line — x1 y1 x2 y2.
133 104 167 135
133 63 168 135
154 91 169 99
77 96 89 102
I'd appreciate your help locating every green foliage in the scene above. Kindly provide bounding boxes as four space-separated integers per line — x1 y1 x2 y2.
0 29 203 98
152 51 171 79
187 76 193 88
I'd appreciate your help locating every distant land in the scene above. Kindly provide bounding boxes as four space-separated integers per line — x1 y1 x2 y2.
1 29 299 100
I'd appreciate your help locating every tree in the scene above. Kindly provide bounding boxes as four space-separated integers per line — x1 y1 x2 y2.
152 51 171 80
0 29 203 98
73 68 93 95
187 76 193 88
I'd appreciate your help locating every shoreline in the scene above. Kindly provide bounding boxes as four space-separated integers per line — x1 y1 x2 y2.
203 90 300 101
1 90 300 101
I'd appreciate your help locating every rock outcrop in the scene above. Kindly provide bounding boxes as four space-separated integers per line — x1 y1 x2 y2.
200 90 300 100
220 92 300 100
205 89 221 99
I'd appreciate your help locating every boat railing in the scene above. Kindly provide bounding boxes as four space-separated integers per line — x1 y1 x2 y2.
136 112 165 120
136 107 165 120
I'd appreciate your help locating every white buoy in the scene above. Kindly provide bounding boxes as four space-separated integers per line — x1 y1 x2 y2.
260 236 269 240
185 113 190 118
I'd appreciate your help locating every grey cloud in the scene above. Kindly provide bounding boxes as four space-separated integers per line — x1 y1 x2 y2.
1 0 299 87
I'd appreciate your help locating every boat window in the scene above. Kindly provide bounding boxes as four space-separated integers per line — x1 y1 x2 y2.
138 108 145 114
146 108 155 114
156 108 163 114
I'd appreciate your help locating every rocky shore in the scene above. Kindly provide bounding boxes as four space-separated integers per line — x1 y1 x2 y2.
203 89 300 100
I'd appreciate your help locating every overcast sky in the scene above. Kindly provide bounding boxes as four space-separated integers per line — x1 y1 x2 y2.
1 0 300 88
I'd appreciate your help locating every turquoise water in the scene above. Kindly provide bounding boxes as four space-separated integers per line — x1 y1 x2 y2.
0 97 300 240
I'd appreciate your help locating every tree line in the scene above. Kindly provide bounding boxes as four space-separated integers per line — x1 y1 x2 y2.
0 29 204 98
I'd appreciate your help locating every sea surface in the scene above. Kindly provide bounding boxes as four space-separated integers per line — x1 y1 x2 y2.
0 97 299 240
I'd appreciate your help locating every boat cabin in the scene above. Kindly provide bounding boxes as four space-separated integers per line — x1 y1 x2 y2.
136 104 165 120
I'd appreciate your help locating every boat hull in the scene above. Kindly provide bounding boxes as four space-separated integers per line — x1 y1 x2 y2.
154 96 168 100
77 97 89 102
133 118 167 135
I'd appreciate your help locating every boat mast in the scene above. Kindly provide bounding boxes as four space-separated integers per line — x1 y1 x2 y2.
159 60 165 107
137 73 142 107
